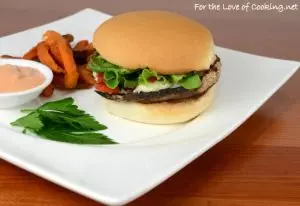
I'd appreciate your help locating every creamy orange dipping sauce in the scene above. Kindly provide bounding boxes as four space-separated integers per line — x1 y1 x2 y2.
0 64 45 93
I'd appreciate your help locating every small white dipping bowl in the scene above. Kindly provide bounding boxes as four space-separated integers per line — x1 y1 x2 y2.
0 58 53 109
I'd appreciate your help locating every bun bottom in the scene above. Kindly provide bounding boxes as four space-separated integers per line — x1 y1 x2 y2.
104 85 216 124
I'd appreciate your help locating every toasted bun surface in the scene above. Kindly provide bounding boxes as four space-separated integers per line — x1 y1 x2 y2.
103 85 216 124
93 10 214 74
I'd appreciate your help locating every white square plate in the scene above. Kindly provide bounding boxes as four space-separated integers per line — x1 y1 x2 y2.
0 9 299 205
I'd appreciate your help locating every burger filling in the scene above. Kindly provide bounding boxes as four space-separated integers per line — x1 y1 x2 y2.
88 54 220 103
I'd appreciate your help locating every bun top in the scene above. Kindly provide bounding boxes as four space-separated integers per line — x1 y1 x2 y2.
93 10 215 74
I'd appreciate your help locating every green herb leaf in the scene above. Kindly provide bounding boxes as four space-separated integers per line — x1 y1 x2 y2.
37 127 116 145
11 112 44 131
179 75 201 90
38 97 85 116
10 98 115 145
39 111 107 131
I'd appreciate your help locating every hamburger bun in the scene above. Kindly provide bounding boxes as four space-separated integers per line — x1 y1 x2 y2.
103 85 216 124
93 10 215 74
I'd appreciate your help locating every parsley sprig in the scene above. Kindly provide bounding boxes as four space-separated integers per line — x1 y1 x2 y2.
11 98 116 145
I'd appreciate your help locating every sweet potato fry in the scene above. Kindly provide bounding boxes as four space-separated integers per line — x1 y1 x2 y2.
73 43 95 65
73 40 89 52
49 34 76 66
37 41 64 73
86 43 96 53
49 44 63 66
23 45 38 60
78 65 96 85
52 74 65 89
0 55 21 59
73 51 88 65
77 82 94 89
62 34 74 43
41 84 54 97
43 31 79 89
87 42 94 50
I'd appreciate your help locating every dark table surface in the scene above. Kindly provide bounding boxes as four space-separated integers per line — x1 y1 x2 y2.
0 0 299 205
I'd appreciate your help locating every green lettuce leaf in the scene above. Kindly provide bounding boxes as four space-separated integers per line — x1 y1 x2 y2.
123 78 138 88
171 74 185 83
88 55 106 72
104 69 120 89
89 54 202 90
138 68 158 84
157 75 169 84
179 75 201 90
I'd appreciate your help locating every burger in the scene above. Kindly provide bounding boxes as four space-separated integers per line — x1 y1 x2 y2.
89 10 221 124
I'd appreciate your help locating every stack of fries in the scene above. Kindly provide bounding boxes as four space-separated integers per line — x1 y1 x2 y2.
1 30 96 97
